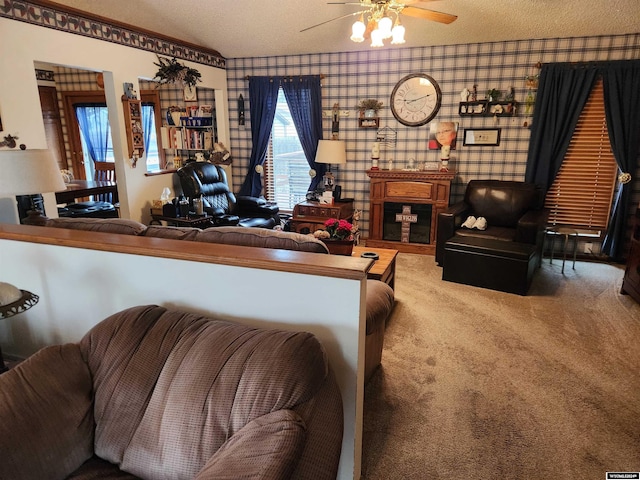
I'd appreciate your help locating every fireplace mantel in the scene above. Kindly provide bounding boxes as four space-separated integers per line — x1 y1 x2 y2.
365 169 455 255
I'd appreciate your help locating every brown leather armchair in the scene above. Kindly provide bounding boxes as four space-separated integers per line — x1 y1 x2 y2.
436 180 549 266
177 161 279 228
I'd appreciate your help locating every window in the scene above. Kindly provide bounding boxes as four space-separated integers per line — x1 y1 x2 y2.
544 78 619 236
63 90 165 179
142 104 161 172
74 104 114 180
263 89 311 211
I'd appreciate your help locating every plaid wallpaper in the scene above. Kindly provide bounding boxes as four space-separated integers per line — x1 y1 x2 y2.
38 68 216 171
225 33 640 238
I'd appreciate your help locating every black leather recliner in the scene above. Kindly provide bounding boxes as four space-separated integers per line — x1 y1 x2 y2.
177 161 279 229
436 180 549 265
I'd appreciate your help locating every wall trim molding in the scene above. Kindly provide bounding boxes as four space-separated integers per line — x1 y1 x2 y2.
0 0 226 69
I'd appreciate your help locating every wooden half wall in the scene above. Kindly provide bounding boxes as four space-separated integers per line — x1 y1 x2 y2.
0 224 371 480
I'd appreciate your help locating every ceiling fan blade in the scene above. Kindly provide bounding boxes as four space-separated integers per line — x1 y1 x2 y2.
399 0 442 4
401 6 457 24
300 11 365 32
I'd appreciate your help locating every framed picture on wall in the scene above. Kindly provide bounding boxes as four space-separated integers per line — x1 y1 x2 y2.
463 128 501 146
184 85 197 102
428 122 458 150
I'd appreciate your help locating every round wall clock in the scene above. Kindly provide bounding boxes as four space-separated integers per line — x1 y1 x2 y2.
390 73 442 127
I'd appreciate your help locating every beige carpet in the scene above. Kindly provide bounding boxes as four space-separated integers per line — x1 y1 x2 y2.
363 253 640 479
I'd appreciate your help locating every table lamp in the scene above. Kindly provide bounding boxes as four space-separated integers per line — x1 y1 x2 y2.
0 149 67 225
315 139 347 193
0 281 39 372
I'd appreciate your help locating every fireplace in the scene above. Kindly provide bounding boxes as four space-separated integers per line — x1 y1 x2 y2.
383 203 432 244
366 169 454 255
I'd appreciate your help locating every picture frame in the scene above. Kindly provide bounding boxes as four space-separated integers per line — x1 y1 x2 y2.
463 128 501 146
428 121 458 150
183 85 197 102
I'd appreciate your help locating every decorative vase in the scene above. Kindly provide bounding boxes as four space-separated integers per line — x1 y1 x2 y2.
324 239 354 256
364 109 376 118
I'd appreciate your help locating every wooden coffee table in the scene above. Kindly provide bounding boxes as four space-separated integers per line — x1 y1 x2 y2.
352 245 398 290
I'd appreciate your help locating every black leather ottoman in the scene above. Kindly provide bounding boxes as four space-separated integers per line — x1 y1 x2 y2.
443 235 538 295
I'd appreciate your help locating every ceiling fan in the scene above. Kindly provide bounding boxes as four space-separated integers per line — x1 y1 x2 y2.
301 0 457 42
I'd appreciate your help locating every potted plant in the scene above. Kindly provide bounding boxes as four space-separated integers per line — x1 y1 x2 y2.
486 88 502 102
357 99 383 118
153 55 202 88
313 218 358 255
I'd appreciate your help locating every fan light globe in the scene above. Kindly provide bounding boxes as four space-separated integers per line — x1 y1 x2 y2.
370 28 384 47
391 23 406 44
350 19 366 42
378 16 393 39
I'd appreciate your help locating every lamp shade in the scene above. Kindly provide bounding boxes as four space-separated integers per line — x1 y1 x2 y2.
0 149 66 196
315 140 347 165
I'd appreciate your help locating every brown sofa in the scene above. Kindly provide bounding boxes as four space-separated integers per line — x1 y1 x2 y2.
45 218 395 382
0 305 343 480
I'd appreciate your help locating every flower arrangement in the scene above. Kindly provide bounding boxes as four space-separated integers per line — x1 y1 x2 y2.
313 218 357 241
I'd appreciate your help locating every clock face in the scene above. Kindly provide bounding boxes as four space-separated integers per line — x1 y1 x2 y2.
390 74 442 127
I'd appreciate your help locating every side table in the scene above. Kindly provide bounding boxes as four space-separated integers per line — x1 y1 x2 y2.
149 211 212 228
290 200 354 234
352 246 398 290
546 226 579 274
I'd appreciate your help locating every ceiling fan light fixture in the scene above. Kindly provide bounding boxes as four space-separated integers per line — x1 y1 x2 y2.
391 19 406 44
370 28 384 47
378 15 393 39
350 15 366 42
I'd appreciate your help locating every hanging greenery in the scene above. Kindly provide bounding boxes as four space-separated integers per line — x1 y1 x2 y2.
152 55 202 88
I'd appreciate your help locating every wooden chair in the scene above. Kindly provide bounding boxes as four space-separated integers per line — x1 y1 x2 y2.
93 162 117 204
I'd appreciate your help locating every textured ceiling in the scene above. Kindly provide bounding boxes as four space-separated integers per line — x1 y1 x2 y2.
49 0 640 59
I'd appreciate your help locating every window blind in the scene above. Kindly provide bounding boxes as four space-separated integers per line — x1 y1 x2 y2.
544 78 618 234
263 137 276 201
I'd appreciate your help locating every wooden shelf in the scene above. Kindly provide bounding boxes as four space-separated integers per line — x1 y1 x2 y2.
459 101 518 117
122 97 144 157
358 117 380 128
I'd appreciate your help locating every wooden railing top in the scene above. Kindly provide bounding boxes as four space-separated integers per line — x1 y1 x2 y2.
0 223 372 281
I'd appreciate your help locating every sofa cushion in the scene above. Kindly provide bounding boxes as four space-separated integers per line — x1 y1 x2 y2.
46 218 147 236
0 345 94 480
465 180 541 228
365 280 394 335
144 225 202 241
67 456 141 479
453 225 516 242
196 410 306 479
195 226 330 253
80 305 333 480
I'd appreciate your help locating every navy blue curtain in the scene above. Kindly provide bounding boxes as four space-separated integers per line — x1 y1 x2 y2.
142 105 154 152
240 75 324 197
239 77 280 196
601 60 640 259
75 105 111 175
282 75 325 191
524 63 598 191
